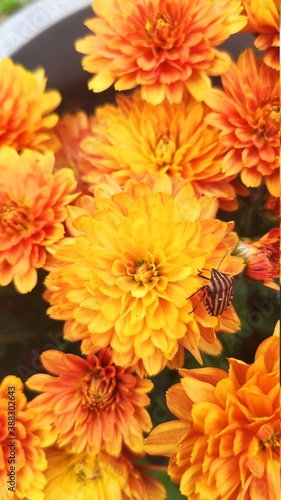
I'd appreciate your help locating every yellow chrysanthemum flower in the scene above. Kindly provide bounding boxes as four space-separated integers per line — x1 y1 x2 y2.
43 447 166 500
80 90 238 211
0 376 48 500
44 178 243 375
145 325 280 499
0 58 61 152
243 0 280 70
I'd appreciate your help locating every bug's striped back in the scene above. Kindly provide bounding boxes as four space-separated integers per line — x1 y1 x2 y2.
203 268 233 316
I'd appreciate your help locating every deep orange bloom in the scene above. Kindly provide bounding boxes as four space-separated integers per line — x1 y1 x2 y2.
243 0 280 70
80 90 238 210
0 376 48 500
43 447 166 500
0 147 77 293
76 0 247 104
205 49 280 197
54 111 96 193
0 58 61 152
44 180 243 376
145 327 280 499
235 227 280 289
26 348 153 455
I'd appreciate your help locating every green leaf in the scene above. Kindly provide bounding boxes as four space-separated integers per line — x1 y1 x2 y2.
0 0 33 17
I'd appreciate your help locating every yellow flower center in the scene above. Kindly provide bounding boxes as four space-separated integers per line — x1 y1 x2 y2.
256 103 280 141
126 256 159 284
261 431 280 451
146 14 174 48
154 136 177 173
81 370 116 413
75 458 101 483
0 200 31 234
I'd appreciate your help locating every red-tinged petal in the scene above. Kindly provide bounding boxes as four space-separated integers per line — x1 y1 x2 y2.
241 167 263 187
166 383 193 421
13 266 38 294
222 149 243 175
179 366 227 386
241 147 260 167
181 376 216 404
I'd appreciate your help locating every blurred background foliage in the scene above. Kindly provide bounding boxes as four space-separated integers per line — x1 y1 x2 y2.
0 0 34 21
0 2 279 500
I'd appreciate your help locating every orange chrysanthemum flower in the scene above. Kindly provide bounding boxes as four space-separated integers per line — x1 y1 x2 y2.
0 147 77 293
80 90 238 210
205 49 280 197
44 179 243 375
145 328 280 499
0 58 61 152
0 375 48 500
75 0 247 104
243 0 280 70
54 111 96 193
43 447 166 500
26 348 153 455
235 227 280 289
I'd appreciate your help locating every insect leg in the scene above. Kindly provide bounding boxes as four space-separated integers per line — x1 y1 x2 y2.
188 293 205 314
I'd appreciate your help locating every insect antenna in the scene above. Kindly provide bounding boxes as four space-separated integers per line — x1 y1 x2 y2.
217 248 229 270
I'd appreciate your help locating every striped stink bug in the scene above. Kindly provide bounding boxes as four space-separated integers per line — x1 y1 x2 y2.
187 252 234 316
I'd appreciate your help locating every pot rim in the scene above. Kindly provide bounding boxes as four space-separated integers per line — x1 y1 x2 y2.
0 0 92 58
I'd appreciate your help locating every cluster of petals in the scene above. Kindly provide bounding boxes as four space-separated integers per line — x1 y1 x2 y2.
144 324 280 499
44 177 243 375
76 0 247 104
43 446 166 500
79 90 238 210
63 173 220 239
0 147 78 293
26 348 153 456
54 110 97 193
242 0 280 70
235 227 280 289
0 58 61 152
0 375 49 500
204 48 280 197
